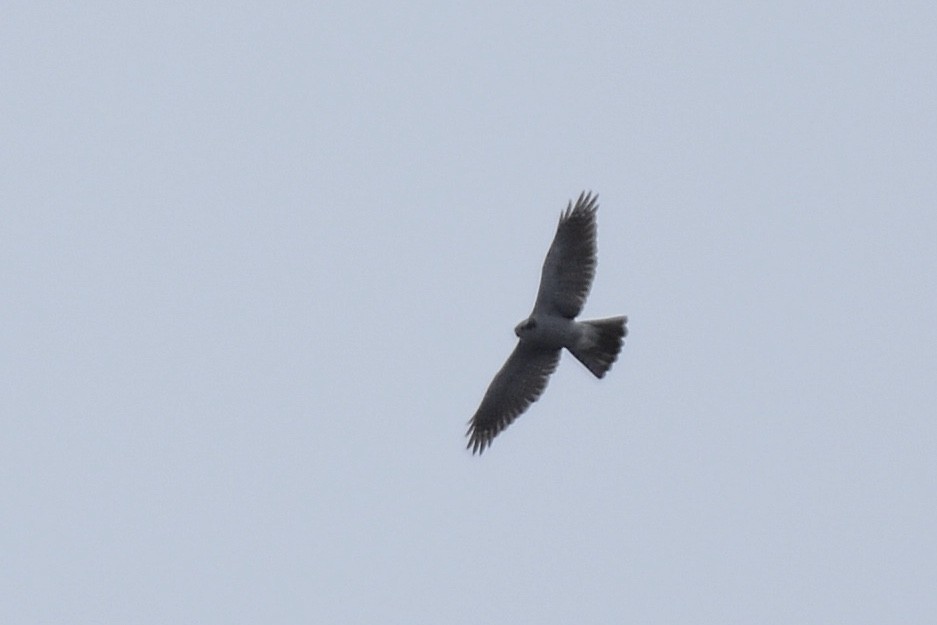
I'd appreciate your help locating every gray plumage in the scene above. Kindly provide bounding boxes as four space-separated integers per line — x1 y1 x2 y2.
466 192 627 454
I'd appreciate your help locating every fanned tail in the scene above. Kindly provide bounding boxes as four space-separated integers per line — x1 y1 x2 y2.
569 316 627 378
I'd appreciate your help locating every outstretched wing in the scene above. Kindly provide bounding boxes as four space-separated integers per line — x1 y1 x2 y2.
466 343 562 454
532 191 599 319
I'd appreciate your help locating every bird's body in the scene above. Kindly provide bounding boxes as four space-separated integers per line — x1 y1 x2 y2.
514 313 580 350
466 192 627 454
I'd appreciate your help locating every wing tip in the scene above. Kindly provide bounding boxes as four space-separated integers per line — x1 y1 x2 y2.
561 190 600 221
465 427 492 455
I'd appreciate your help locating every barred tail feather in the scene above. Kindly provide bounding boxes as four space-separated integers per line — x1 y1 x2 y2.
569 316 627 378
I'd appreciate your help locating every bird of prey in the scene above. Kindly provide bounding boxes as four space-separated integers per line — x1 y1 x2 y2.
466 191 627 454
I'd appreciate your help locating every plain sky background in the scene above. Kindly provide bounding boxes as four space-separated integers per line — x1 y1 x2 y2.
3 3 936 623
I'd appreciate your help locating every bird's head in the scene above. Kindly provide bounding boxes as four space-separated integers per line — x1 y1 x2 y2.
514 317 537 338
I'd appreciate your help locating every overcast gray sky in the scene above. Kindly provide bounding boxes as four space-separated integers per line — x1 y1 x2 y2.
3 3 936 623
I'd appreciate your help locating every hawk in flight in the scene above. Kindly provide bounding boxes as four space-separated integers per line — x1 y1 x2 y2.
466 191 627 454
